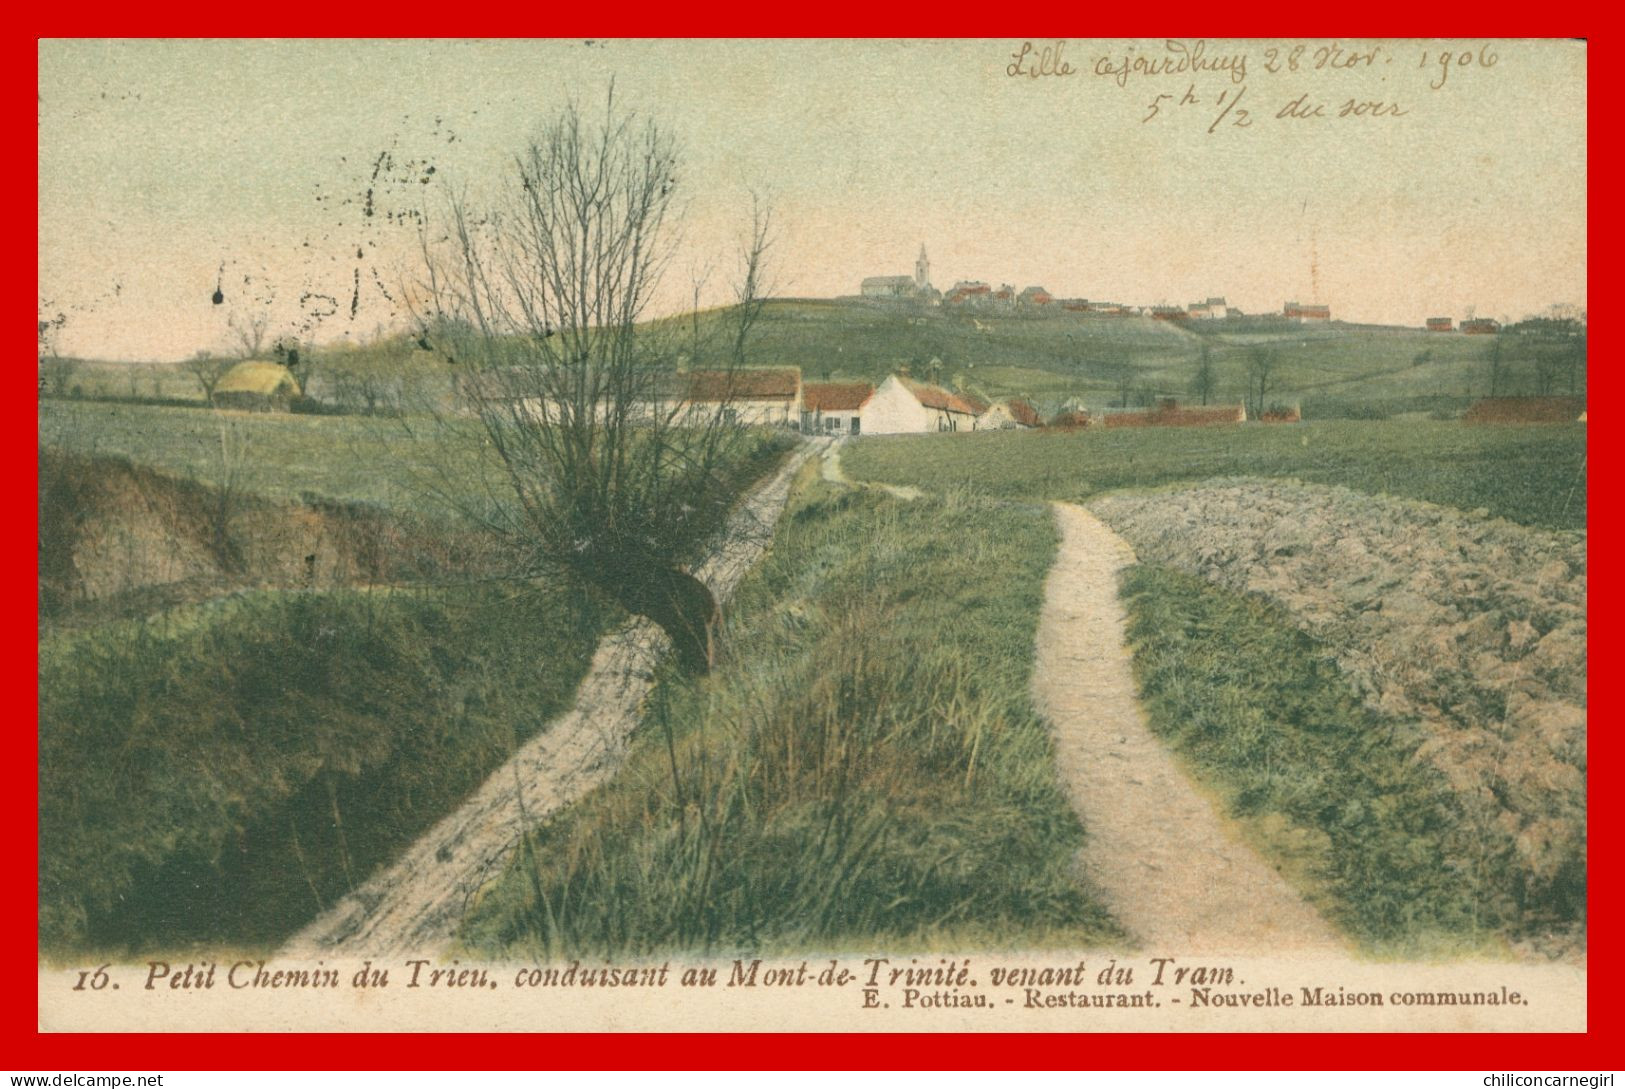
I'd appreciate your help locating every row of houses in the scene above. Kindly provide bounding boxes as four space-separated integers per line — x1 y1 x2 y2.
691 369 1252 435
463 364 1030 436
764 370 1042 435
1427 316 1502 334
647 367 1044 435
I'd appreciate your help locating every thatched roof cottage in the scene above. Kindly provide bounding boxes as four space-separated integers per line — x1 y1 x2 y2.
213 361 300 411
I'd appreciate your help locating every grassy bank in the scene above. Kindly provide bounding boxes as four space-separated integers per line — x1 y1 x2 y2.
39 401 793 519
459 472 1123 957
1119 565 1581 956
39 582 614 956
841 421 1587 530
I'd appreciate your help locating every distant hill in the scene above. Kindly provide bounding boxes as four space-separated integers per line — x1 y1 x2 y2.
45 298 1581 421
659 298 1576 419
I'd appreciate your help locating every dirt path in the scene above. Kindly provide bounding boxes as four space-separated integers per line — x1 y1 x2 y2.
820 437 921 500
282 442 818 960
1032 501 1346 953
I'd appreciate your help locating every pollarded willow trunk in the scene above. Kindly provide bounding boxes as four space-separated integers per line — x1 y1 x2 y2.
607 566 721 675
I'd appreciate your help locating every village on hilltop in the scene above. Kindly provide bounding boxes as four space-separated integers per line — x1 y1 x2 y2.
858 244 1526 333
857 244 1335 325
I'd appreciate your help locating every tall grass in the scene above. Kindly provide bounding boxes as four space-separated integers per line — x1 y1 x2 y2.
459 473 1123 957
39 582 614 956
1119 565 1582 956
842 421 1588 530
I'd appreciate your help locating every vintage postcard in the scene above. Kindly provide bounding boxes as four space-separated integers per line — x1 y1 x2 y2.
37 38 1586 1034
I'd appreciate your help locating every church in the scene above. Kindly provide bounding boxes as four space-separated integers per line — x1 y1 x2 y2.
860 245 939 303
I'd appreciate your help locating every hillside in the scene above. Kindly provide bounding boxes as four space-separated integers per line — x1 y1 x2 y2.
46 298 1580 420
691 300 1563 417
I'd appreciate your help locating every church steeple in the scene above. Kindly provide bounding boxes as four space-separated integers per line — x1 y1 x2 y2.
915 244 930 291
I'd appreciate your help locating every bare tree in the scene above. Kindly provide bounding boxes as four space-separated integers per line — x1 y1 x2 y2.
728 192 774 369
185 350 234 404
37 307 76 398
1568 324 1586 395
685 260 713 367
331 366 400 416
227 310 271 359
402 91 769 672
1246 347 1279 418
1534 347 1564 396
1190 342 1217 406
272 336 314 397
1488 333 1507 397
204 417 253 571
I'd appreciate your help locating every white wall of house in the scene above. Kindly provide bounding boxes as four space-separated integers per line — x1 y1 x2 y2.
862 376 932 434
925 406 974 432
680 398 799 427
974 403 1015 430
806 409 864 434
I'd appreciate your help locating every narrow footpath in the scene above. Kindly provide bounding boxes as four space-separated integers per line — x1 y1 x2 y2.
820 437 920 500
1031 501 1346 953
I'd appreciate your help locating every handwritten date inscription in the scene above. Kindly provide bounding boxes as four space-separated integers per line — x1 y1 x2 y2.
1005 39 1503 133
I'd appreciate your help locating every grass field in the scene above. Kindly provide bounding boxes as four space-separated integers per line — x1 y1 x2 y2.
458 467 1124 957
1120 566 1534 957
39 581 615 955
841 420 1588 530
37 398 796 955
38 400 791 526
39 400 470 509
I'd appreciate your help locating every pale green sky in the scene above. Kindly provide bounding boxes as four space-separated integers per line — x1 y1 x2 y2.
39 38 1586 361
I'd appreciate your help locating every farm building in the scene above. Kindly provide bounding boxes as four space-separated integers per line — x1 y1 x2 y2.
1049 409 1092 430
1257 404 1302 423
1462 396 1585 424
1461 317 1502 335
682 368 803 427
1284 302 1331 322
857 375 983 434
976 397 1042 430
212 360 300 411
1102 399 1246 428
943 281 993 306
1426 317 1455 332
1018 286 1053 306
464 366 804 427
802 381 875 435
1008 398 1043 428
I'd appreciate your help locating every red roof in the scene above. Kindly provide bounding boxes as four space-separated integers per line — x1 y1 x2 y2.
803 381 874 412
685 368 801 402
1462 396 1583 423
1102 404 1245 428
901 377 980 415
1049 410 1092 429
1008 398 1042 428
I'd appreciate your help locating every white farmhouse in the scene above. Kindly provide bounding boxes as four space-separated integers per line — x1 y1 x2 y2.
860 375 982 434
680 368 803 427
802 381 876 435
974 398 1042 430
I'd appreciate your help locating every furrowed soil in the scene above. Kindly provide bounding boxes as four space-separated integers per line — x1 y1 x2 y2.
1093 478 1586 954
